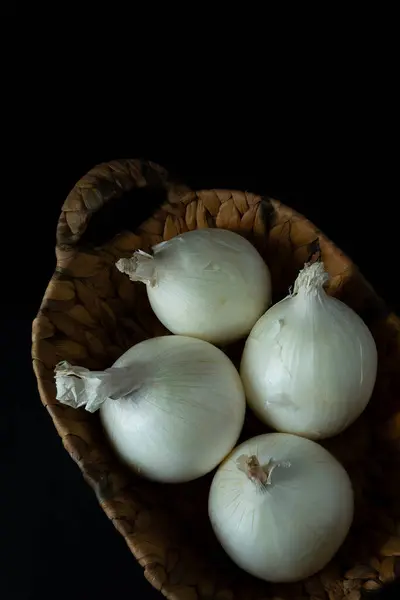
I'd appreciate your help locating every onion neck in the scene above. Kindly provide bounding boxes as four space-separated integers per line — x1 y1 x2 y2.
236 454 291 490
293 261 329 297
116 251 157 286
55 361 141 413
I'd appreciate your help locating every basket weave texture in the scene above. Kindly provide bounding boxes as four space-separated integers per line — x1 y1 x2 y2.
32 160 400 599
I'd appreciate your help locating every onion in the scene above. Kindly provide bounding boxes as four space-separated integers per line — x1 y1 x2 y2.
208 433 354 582
116 228 271 345
55 335 246 483
240 261 377 439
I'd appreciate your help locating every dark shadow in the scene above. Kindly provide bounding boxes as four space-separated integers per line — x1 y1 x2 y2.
78 187 169 249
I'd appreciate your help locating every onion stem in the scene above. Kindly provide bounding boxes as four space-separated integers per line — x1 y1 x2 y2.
116 251 156 286
236 454 291 488
293 262 329 295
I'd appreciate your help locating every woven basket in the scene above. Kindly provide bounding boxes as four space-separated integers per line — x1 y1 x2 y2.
32 159 400 600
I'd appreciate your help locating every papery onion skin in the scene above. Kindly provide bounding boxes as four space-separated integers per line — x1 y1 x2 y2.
100 336 246 483
208 433 354 583
240 262 378 439
117 228 271 345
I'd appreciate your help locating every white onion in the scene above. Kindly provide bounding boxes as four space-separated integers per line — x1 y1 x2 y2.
116 228 271 345
55 335 245 483
209 433 354 583
240 261 377 439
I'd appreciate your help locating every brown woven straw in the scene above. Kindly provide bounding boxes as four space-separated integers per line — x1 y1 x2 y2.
32 159 400 599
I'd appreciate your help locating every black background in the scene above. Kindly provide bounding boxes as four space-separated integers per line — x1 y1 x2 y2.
2 136 399 599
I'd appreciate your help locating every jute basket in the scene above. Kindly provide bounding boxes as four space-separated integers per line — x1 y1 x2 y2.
32 159 400 599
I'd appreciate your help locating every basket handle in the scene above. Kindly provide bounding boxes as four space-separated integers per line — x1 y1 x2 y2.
56 159 190 255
